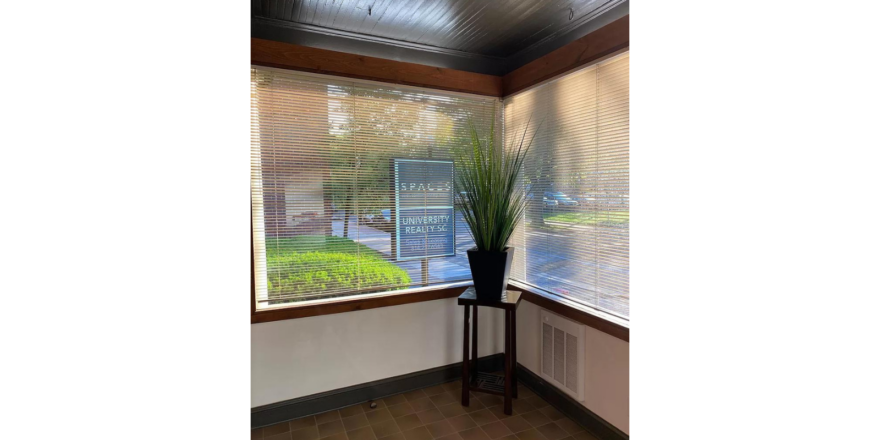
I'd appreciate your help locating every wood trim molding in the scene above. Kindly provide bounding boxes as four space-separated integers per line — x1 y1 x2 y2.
252 38 503 97
251 285 469 324
517 286 629 342
501 15 629 96
252 354 506 429
252 280 628 343
517 364 628 440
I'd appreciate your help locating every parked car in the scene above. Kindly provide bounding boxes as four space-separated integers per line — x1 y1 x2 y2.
544 191 579 206
361 209 391 222
360 209 394 232
542 196 559 207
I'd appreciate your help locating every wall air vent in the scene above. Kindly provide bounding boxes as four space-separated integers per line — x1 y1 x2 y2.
540 309 586 401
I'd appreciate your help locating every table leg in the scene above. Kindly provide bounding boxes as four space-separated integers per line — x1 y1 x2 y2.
512 308 518 398
462 304 470 407
472 305 478 380
504 309 512 415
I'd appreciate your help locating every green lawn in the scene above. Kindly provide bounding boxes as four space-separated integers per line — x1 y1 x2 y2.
265 236 412 301
543 211 629 226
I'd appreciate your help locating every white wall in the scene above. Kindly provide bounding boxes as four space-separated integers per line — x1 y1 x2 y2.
515 300 630 435
252 297 629 435
252 297 506 408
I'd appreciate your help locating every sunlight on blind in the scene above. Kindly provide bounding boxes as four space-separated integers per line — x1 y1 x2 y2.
251 68 498 308
504 52 629 318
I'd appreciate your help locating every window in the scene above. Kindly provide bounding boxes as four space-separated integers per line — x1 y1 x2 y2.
504 52 629 318
251 67 498 309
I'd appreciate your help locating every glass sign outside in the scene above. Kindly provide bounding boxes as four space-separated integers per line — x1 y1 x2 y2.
393 158 455 261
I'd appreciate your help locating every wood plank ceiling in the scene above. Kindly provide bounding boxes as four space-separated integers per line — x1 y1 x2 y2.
253 0 628 75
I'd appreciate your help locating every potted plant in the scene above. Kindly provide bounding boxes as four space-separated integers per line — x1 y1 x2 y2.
456 119 538 300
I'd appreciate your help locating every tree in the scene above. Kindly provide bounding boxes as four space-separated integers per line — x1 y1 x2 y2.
323 86 467 239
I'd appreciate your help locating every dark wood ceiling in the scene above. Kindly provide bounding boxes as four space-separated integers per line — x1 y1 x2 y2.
257 0 617 57
253 0 628 75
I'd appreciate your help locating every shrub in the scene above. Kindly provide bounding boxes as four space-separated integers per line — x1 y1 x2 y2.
265 236 412 300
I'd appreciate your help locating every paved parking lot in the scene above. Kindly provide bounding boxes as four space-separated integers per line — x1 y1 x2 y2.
332 211 629 318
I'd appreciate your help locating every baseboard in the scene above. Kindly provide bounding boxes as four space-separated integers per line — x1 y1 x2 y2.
251 353 505 429
516 365 629 440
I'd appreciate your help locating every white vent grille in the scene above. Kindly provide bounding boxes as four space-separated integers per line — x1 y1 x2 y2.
565 333 579 392
553 328 565 382
540 310 586 401
542 323 553 375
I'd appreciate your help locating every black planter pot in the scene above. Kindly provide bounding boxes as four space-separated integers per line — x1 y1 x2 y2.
466 247 514 301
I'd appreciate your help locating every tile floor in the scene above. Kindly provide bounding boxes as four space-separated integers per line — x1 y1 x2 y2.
252 378 601 440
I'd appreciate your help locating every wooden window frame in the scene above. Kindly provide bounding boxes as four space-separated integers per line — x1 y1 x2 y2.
252 213 628 341
250 15 630 344
250 189 627 339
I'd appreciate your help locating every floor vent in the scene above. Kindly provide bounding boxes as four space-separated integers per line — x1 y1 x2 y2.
540 309 586 402
473 372 506 394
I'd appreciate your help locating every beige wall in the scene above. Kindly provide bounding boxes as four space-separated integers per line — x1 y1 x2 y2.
252 298 506 408
515 300 629 434
252 297 628 435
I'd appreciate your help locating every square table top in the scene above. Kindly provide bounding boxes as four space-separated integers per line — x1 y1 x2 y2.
457 287 522 310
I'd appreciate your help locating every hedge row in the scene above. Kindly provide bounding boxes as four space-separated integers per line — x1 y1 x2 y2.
266 236 412 298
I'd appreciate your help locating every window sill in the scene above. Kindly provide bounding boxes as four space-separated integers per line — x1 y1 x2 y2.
251 282 473 324
510 281 629 342
252 280 629 342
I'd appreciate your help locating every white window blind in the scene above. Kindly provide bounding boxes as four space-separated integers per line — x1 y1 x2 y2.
504 52 629 318
251 67 498 308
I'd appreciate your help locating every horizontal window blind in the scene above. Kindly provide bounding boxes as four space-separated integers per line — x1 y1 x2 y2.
251 67 498 307
504 52 629 318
